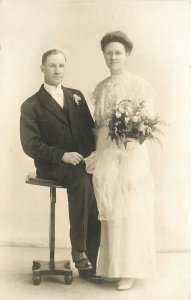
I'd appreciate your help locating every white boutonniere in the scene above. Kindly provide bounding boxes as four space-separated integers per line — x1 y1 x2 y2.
73 94 81 105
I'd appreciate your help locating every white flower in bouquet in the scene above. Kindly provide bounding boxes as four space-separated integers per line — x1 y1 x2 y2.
116 111 122 118
118 105 125 113
139 124 146 134
132 116 139 122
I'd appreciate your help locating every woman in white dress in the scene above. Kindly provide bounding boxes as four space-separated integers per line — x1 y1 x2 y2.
87 31 157 290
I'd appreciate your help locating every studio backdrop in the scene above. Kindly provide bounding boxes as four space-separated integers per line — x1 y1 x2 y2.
0 0 190 251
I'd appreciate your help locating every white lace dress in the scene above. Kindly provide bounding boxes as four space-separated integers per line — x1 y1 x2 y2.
92 71 157 278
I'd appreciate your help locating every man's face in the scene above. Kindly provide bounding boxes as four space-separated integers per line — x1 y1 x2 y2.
41 53 66 86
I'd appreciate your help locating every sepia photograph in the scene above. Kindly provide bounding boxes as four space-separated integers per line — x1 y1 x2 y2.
0 0 190 299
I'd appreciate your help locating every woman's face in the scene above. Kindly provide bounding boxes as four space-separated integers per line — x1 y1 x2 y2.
103 42 128 74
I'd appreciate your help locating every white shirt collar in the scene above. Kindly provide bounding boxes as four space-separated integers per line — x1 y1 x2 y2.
44 83 64 108
44 83 63 95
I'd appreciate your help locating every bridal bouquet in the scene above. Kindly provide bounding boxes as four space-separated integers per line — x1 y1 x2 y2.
108 99 163 148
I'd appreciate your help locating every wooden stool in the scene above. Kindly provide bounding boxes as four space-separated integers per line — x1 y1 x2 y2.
25 173 73 286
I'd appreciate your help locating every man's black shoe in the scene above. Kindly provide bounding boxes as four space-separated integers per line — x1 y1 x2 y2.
79 273 103 284
72 251 92 270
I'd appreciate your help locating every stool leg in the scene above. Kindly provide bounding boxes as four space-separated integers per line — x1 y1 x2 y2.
31 183 73 285
49 186 56 269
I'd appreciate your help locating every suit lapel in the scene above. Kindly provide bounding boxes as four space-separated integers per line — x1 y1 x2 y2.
62 87 79 126
62 87 74 113
38 85 69 125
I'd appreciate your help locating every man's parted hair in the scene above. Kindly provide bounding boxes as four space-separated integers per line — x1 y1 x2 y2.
42 49 66 65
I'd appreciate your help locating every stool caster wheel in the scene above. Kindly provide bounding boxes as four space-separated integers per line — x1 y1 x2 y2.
64 275 73 285
32 261 40 271
33 274 41 285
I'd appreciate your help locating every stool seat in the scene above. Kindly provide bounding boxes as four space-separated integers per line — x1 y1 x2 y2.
26 173 63 188
26 172 73 286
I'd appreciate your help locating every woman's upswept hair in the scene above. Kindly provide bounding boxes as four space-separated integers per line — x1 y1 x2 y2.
101 31 133 54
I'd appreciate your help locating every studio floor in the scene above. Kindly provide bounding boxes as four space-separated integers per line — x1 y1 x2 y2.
0 247 190 300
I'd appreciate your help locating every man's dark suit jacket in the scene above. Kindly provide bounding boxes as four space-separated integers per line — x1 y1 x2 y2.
20 85 95 178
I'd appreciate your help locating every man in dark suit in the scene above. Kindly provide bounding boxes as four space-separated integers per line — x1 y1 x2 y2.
20 49 101 283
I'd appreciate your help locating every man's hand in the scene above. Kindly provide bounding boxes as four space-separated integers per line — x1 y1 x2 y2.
62 152 84 165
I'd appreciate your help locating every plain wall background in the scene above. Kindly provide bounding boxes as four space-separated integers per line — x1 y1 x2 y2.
0 0 190 251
